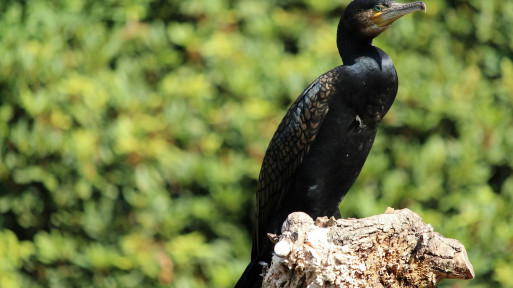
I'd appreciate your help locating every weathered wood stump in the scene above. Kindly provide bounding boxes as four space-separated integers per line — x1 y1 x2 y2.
262 208 474 288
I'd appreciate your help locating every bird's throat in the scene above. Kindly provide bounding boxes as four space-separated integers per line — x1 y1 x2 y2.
336 23 374 64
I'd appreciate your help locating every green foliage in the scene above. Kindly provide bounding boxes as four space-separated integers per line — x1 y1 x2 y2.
0 0 512 287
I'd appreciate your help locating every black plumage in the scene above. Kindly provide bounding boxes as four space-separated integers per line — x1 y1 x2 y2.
236 1 426 287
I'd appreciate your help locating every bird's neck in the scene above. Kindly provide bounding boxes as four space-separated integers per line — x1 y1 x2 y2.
336 22 375 64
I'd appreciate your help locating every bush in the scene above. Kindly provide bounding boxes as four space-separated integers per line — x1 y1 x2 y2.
0 0 512 287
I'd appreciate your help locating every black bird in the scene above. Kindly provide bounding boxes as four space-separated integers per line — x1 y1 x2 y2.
236 0 426 287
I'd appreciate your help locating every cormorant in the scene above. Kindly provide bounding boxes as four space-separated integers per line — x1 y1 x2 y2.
236 1 426 287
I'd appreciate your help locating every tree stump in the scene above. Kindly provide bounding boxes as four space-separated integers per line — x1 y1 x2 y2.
262 208 474 288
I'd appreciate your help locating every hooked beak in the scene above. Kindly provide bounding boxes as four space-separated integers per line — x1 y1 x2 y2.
371 1 426 27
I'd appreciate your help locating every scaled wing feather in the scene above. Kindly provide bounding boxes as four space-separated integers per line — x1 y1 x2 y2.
254 72 338 256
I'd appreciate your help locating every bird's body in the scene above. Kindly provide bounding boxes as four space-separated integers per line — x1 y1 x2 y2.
235 1 425 287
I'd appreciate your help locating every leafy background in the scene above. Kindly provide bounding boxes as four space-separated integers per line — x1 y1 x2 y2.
0 0 512 287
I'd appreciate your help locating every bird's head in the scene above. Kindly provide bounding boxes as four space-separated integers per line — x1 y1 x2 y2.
342 0 426 40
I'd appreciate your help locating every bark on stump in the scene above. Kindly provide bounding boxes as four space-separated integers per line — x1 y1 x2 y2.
262 208 474 288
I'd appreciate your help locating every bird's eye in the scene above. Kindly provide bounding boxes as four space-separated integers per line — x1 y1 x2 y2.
373 5 381 12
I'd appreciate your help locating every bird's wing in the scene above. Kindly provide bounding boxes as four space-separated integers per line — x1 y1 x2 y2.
254 70 339 256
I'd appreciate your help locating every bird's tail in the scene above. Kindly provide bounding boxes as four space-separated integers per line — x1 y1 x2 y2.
234 259 265 288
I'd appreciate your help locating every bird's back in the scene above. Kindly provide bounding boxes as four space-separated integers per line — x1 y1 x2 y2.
254 66 344 258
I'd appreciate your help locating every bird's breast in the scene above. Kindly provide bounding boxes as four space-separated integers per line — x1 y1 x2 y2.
343 56 398 123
